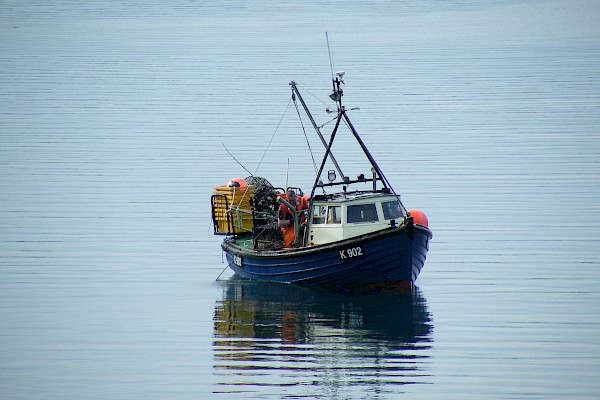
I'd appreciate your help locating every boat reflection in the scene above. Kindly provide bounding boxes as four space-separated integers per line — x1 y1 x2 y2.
213 278 433 398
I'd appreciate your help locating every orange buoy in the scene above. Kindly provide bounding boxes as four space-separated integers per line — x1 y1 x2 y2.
227 177 248 189
409 209 429 227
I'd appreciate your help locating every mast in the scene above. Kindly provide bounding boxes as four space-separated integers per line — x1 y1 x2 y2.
307 71 397 196
309 108 344 201
299 69 404 246
290 81 346 181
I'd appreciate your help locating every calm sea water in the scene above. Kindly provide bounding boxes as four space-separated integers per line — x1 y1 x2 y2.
1 1 599 399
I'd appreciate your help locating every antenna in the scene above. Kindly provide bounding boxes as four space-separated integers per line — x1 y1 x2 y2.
326 31 335 82
285 157 290 189
326 32 344 108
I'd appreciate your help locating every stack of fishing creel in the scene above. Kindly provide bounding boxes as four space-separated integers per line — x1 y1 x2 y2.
245 176 278 222
253 226 285 250
212 178 255 234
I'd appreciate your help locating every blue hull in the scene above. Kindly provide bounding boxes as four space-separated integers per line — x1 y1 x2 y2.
222 219 432 288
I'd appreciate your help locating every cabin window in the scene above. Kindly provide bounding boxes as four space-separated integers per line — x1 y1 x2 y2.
327 206 341 224
312 206 327 224
347 204 379 223
312 205 341 225
382 200 405 220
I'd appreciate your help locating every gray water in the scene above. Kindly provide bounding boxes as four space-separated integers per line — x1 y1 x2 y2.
1 1 600 399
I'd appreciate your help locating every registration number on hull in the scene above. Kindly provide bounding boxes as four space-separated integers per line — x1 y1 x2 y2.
233 255 243 267
340 246 364 259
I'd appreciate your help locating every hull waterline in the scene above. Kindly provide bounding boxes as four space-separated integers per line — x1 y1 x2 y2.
222 219 431 289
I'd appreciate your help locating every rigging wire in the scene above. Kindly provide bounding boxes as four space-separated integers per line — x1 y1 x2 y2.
318 115 339 129
254 97 293 175
291 82 333 196
303 86 330 109
222 98 293 211
222 142 253 177
292 97 319 175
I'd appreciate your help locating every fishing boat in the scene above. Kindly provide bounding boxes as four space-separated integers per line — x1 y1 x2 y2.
211 70 432 290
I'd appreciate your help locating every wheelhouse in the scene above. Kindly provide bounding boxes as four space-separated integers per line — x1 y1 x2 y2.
308 192 407 246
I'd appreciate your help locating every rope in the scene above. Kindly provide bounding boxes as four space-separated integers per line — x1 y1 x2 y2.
215 264 229 281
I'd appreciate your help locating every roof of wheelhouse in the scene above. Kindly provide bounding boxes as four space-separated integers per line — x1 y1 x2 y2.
311 190 398 204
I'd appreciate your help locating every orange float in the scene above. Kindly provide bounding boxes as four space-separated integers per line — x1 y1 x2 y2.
408 210 429 227
226 177 248 189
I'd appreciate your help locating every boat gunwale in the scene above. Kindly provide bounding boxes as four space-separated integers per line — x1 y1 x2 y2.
222 218 432 259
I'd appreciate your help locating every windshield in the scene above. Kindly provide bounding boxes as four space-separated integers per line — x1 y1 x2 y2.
382 200 405 220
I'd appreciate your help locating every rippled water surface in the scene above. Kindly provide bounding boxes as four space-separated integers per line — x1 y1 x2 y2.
1 1 599 399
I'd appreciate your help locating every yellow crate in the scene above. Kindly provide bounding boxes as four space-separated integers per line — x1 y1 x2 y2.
212 185 255 233
216 215 254 234
213 185 254 208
